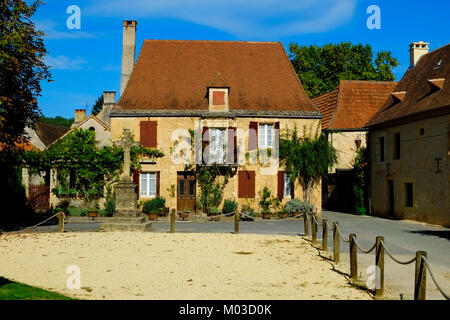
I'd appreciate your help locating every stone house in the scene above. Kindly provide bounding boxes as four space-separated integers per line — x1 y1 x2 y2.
111 20 323 213
367 42 450 227
311 80 397 211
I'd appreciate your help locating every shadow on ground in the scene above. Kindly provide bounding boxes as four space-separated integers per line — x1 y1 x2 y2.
409 230 450 241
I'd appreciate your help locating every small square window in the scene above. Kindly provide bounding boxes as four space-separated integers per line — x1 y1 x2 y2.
213 91 225 105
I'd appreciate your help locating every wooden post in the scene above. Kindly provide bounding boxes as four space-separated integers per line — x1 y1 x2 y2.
234 211 239 234
375 236 384 297
170 209 175 233
58 212 64 233
333 222 340 263
414 251 427 300
304 214 309 237
350 234 357 280
322 219 328 252
311 216 317 244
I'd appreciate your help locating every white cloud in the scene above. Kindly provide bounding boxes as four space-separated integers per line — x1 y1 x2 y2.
34 20 96 40
45 55 88 70
85 0 357 38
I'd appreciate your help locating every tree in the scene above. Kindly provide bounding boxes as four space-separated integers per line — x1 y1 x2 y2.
0 0 51 150
289 42 399 98
91 95 103 115
279 125 338 204
40 116 74 128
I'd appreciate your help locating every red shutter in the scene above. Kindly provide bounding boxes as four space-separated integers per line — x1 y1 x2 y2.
249 122 258 151
140 121 157 148
156 171 160 198
238 171 255 198
227 127 236 164
277 171 284 199
133 170 140 200
202 126 210 164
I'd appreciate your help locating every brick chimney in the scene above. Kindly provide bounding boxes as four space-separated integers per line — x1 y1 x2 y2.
74 109 86 123
409 41 429 68
120 20 137 96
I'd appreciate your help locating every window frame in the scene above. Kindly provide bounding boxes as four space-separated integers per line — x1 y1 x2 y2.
209 127 227 164
258 123 274 149
283 172 292 199
140 172 157 198
405 183 413 207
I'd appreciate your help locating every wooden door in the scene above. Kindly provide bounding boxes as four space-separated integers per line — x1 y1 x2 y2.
177 173 196 213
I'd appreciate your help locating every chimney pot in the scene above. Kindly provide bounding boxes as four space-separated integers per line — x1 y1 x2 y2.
120 20 137 97
74 109 86 123
409 41 429 68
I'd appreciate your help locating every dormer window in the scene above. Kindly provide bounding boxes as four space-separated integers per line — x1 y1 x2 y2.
213 90 225 105
208 88 229 111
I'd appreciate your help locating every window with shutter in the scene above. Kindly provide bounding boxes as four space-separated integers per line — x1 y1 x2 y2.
140 121 157 148
238 171 255 198
249 122 258 151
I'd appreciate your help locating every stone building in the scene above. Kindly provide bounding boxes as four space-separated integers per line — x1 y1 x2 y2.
111 20 323 213
311 80 397 211
367 42 450 227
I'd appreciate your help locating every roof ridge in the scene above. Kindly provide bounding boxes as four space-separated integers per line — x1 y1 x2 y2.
143 39 281 45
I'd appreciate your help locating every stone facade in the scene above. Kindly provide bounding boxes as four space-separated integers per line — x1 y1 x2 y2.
369 114 450 227
326 130 367 173
111 116 322 213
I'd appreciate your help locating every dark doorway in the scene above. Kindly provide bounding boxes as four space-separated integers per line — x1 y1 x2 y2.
177 172 196 213
388 180 395 217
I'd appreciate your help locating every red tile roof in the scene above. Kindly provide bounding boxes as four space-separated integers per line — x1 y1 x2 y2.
115 40 318 115
311 80 397 130
368 44 450 128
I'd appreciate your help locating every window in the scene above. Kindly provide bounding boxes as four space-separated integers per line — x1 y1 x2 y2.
405 183 413 207
213 91 225 105
140 121 157 148
140 172 157 198
209 128 226 164
283 173 292 198
378 137 385 162
394 133 401 160
258 124 273 148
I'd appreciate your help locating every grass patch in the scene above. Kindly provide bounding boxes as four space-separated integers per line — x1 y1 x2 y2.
0 277 74 300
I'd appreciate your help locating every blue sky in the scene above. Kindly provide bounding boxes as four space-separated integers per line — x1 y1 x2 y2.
33 0 450 118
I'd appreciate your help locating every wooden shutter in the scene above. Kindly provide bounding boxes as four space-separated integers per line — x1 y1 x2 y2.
277 171 284 199
274 122 280 130
202 126 210 164
133 170 140 200
249 122 258 151
140 121 157 148
227 127 236 164
238 171 255 198
156 171 160 198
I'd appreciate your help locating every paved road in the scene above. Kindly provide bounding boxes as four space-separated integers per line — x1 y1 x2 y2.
13 210 450 300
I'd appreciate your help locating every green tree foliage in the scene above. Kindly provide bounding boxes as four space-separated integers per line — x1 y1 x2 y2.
289 42 399 98
19 129 164 207
351 148 369 215
40 116 74 128
91 95 103 116
280 125 338 203
0 0 50 150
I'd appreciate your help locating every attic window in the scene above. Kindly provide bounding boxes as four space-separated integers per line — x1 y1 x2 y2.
213 91 225 105
434 60 442 70
427 78 445 91
208 88 229 112
383 91 406 112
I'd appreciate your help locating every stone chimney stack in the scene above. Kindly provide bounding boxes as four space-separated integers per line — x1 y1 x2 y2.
120 20 137 96
409 41 429 68
74 109 86 123
98 91 116 126
103 91 116 105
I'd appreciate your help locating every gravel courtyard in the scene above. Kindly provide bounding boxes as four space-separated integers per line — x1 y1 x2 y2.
0 231 371 300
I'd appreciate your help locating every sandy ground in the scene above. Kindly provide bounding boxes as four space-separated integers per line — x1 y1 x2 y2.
0 231 371 300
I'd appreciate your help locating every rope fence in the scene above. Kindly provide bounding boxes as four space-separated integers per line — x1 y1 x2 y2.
7 212 65 233
301 211 449 300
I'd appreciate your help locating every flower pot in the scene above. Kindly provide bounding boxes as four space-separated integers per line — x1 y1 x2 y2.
178 212 189 221
262 213 272 219
158 207 169 217
88 211 98 220
278 212 288 219
148 213 158 221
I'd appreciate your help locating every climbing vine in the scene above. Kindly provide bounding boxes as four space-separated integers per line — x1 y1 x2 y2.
352 148 368 215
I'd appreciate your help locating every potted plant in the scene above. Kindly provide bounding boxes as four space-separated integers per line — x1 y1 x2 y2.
278 210 289 219
209 207 221 221
143 198 166 221
284 199 314 217
87 202 99 220
240 206 256 221
222 199 238 217
179 209 190 221
259 186 275 219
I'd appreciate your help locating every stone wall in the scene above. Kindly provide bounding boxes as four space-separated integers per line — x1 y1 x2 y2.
111 116 322 213
327 130 367 172
369 114 450 227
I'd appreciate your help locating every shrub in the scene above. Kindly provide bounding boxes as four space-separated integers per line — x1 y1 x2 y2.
105 197 115 217
209 207 220 216
284 199 314 215
142 197 166 214
222 199 238 215
67 207 87 217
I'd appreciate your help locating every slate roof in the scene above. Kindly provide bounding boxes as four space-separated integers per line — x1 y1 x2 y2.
311 80 397 130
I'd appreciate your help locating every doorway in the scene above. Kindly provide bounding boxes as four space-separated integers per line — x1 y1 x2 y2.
388 180 395 217
177 172 196 213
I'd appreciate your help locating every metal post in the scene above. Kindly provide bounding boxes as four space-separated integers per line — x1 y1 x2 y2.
311 216 317 244
333 222 340 264
350 234 358 280
58 212 64 233
170 209 175 233
375 236 385 297
414 251 427 300
322 219 328 252
234 211 239 234
304 214 309 237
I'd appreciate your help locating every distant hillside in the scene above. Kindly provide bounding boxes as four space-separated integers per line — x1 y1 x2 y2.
40 116 74 128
